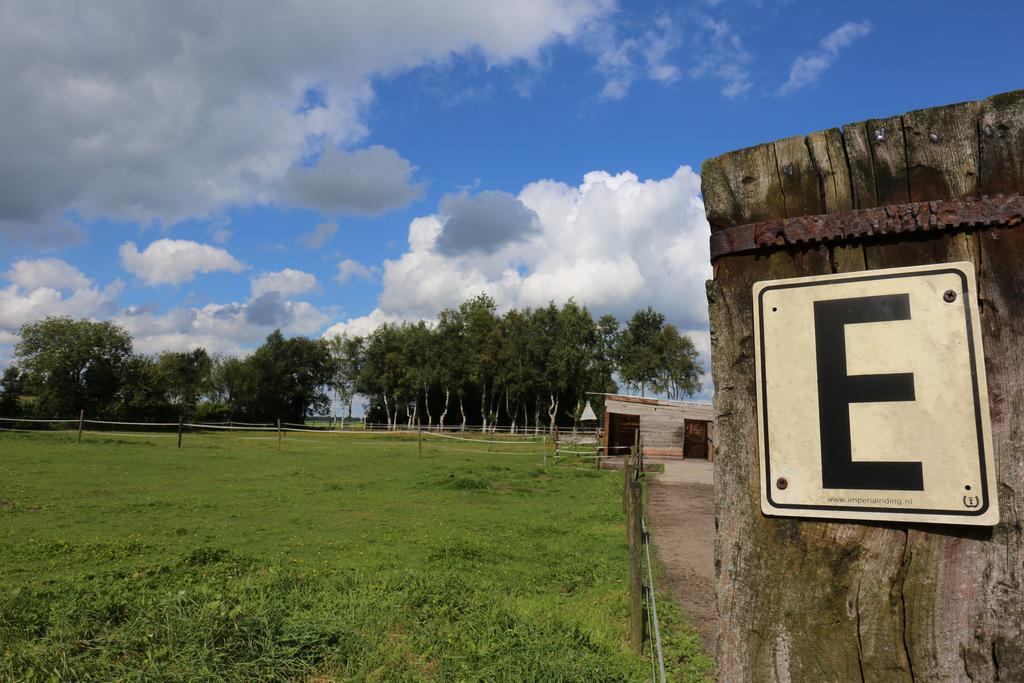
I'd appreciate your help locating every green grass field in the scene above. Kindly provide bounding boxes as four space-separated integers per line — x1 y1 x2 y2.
0 430 710 681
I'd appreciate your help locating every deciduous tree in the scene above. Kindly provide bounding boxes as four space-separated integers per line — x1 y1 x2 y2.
15 317 133 416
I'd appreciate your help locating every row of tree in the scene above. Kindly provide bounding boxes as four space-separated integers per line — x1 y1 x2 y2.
0 319 334 423
340 295 701 431
0 296 701 429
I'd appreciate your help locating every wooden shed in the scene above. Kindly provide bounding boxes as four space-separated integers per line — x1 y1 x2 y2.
599 394 714 459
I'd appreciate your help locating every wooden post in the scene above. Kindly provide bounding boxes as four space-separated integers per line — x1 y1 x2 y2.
702 89 1024 681
627 471 644 653
77 409 84 443
623 444 634 515
277 418 282 452
177 415 183 449
602 402 612 459
542 434 547 468
418 421 422 456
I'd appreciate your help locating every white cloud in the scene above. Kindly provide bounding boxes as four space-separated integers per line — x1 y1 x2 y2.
589 14 682 101
327 166 711 339
778 20 871 95
0 280 124 333
114 297 329 356
0 1 612 245
251 268 318 297
300 221 338 249
4 258 92 291
119 239 245 286
689 15 752 98
322 309 405 340
0 256 332 365
335 259 377 284
0 262 124 365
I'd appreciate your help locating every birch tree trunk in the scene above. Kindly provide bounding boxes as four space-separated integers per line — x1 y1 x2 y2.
423 383 432 430
488 391 497 433
507 392 516 434
703 90 1024 682
439 386 449 431
480 385 487 433
382 393 392 431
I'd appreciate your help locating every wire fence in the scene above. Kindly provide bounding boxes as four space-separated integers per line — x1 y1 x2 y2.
642 517 668 683
0 415 610 475
620 437 668 683
0 415 555 463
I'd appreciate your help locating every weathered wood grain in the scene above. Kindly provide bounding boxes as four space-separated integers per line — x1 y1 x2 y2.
867 115 910 206
701 143 786 230
706 89 1024 682
904 100 980 201
979 90 1024 195
807 128 854 214
843 121 879 209
701 155 742 230
773 135 823 218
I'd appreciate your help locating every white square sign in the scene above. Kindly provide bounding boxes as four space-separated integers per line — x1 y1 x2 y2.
753 262 998 526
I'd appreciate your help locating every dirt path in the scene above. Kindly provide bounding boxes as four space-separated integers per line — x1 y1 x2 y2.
646 459 716 656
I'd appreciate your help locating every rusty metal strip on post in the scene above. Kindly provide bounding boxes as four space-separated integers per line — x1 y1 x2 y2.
709 193 1024 262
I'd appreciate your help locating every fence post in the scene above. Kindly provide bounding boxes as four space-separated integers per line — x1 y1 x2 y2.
418 421 422 456
637 434 644 475
628 476 645 653
542 434 547 468
703 89 1024 679
77 409 84 443
623 444 634 515
277 418 282 451
177 415 183 449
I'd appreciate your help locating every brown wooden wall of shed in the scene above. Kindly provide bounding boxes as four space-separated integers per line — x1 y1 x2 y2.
604 401 712 456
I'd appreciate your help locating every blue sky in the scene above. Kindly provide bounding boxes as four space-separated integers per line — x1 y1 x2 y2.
1 0 1022 393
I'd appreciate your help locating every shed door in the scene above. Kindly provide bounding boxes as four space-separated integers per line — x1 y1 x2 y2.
684 420 709 459
608 413 640 456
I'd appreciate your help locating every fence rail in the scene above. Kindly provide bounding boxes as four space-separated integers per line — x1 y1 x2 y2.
0 415 599 433
0 415 553 459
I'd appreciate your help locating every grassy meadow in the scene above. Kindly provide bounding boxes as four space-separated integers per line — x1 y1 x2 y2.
0 429 710 681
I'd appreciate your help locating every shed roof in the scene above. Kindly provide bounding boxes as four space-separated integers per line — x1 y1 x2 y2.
594 393 714 420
